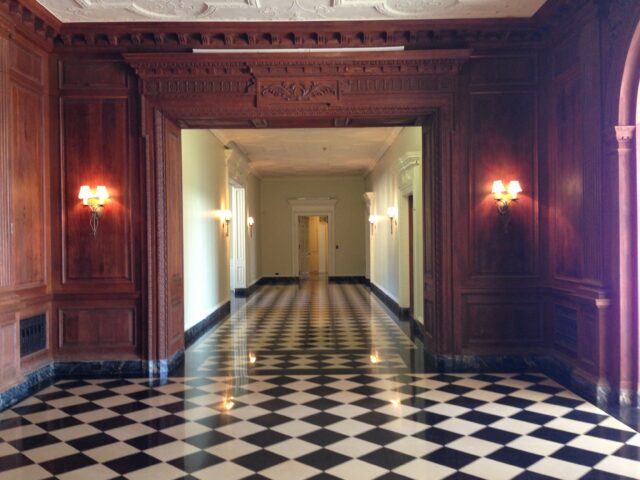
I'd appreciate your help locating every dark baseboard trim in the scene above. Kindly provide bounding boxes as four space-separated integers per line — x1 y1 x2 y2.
328 276 369 284
0 363 55 411
234 282 260 298
425 352 539 373
258 276 299 285
56 360 147 379
370 282 401 317
533 355 640 408
151 348 186 378
184 301 231 348
403 311 426 340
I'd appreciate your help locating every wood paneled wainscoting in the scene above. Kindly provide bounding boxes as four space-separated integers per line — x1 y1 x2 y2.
0 7 56 408
1 0 640 411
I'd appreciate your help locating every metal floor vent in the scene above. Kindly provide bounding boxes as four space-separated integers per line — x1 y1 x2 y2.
20 314 46 358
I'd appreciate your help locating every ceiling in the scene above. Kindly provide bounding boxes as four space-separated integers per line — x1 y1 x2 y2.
212 127 403 177
37 0 547 23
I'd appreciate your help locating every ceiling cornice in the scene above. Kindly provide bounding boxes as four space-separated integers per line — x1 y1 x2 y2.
0 0 61 46
53 18 546 52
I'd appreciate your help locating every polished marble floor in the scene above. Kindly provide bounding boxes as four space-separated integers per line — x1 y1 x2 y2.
1 281 640 479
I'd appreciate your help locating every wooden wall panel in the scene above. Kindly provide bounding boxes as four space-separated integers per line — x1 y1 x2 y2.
469 55 537 87
462 295 543 349
59 308 135 349
60 60 129 89
469 92 537 277
0 26 53 395
61 98 133 284
10 82 46 288
0 313 17 389
551 69 584 281
0 37 11 290
9 42 43 85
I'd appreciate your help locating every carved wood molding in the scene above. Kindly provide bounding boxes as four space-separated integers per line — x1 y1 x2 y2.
261 81 337 102
55 19 544 51
125 50 471 101
0 0 61 45
615 125 636 147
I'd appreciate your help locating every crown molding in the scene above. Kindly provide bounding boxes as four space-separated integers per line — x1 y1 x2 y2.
54 18 545 52
0 0 61 47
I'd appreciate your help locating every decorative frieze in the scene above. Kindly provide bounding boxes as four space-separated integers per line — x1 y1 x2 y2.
126 50 470 103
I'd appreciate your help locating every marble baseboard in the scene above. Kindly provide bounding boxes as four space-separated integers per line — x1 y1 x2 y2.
406 313 426 340
152 348 185 379
184 301 231 348
56 361 147 379
328 276 369 284
234 282 260 298
370 283 401 317
0 363 55 411
258 276 300 285
424 352 539 373
533 355 640 408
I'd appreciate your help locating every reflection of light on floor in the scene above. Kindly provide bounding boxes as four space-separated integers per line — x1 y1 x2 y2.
390 397 401 408
370 351 381 364
249 352 257 365
221 396 235 411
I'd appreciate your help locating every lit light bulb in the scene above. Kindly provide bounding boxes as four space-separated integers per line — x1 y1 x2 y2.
491 180 506 199
95 186 109 205
507 180 522 200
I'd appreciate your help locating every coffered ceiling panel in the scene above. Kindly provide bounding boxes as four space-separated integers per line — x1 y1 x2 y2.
37 0 547 23
212 127 403 177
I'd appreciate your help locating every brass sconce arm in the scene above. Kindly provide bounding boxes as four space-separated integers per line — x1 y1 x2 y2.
491 179 522 233
78 185 109 236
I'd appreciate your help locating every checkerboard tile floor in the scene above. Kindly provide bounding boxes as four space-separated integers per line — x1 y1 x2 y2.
1 281 639 479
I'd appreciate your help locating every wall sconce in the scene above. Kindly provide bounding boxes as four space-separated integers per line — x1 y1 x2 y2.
368 214 379 235
78 185 109 236
217 209 232 236
492 180 522 232
247 216 255 238
386 206 398 235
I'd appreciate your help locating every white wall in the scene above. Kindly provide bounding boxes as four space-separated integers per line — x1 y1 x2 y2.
260 176 366 277
365 127 424 323
246 172 261 286
181 130 230 331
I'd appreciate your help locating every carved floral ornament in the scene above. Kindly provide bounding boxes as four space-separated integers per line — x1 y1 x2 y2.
39 0 545 23
260 81 337 101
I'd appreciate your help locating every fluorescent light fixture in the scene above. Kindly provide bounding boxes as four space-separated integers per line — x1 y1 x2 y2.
193 46 405 54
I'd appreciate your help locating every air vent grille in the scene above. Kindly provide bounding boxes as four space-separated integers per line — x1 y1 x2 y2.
20 314 46 358
554 305 577 353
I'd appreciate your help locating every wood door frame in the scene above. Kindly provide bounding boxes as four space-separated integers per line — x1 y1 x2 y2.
130 50 468 363
408 194 414 317
289 198 337 278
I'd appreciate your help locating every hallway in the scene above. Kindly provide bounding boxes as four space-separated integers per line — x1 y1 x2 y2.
0 282 639 479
